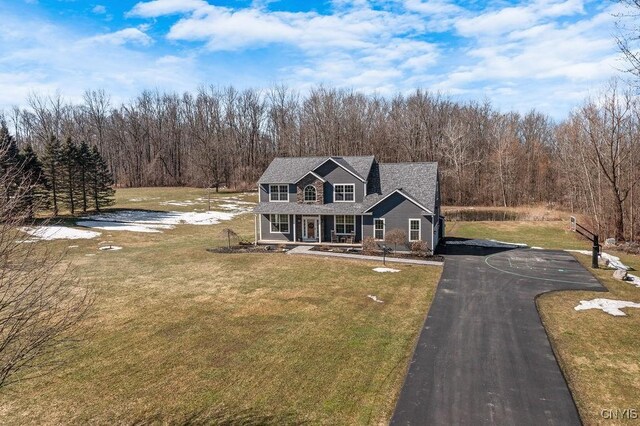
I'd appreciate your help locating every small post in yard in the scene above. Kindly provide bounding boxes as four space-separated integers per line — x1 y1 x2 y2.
592 234 599 269
382 244 387 266
208 187 211 212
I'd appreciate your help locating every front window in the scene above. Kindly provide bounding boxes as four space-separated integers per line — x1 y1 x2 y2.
270 214 290 233
334 184 355 202
270 184 289 201
335 215 355 234
304 185 317 202
409 219 421 241
374 219 385 240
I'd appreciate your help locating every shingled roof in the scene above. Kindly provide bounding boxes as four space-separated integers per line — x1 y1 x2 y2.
368 162 439 213
257 156 375 184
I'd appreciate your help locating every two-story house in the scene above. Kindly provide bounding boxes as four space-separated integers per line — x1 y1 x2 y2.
253 156 443 251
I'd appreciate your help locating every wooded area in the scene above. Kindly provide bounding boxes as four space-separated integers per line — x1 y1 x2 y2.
3 81 639 240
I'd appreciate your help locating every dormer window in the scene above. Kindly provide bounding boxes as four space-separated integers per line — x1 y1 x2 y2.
304 185 317 202
269 184 289 202
334 184 355 202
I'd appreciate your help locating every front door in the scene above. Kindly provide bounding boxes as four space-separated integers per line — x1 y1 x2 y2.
303 217 318 241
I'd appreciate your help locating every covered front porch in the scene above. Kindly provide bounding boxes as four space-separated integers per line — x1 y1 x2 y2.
255 213 363 245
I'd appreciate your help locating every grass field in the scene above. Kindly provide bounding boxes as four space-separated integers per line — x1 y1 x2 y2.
0 188 442 425
449 215 640 425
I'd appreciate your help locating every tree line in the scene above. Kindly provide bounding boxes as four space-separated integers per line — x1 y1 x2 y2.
0 123 114 218
3 82 639 241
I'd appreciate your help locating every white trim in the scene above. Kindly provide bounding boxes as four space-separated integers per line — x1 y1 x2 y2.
431 216 434 251
319 215 322 243
269 184 289 202
259 213 262 241
314 157 365 182
302 216 320 241
361 215 364 240
269 214 291 234
295 170 326 183
374 218 385 241
409 218 421 242
364 181 367 196
303 184 317 202
334 214 356 235
293 214 297 242
333 183 356 203
364 189 434 214
254 214 257 245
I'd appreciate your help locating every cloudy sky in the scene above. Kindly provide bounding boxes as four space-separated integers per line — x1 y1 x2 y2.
0 0 628 119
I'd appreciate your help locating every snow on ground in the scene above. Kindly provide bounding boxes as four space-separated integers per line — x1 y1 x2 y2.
99 245 123 251
574 298 640 316
77 220 171 233
160 200 204 207
447 239 528 248
77 209 246 233
373 267 400 273
626 274 640 288
565 250 630 270
367 295 384 303
20 226 101 241
531 246 544 250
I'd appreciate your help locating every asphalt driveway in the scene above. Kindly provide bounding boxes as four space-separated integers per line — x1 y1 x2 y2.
391 243 605 425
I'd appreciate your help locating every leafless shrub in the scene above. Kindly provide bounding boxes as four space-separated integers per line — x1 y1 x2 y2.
362 236 378 255
410 240 428 253
0 148 92 389
220 228 239 249
385 229 406 252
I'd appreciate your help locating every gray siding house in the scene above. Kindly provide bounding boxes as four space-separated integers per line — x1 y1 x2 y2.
253 156 444 251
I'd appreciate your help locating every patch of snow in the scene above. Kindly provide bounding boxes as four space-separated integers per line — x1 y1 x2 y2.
77 221 169 233
626 274 640 288
367 295 384 303
565 250 630 271
373 267 400 273
574 298 640 316
98 245 122 251
447 239 527 248
531 246 544 250
20 226 101 241
77 209 245 233
160 200 204 207
68 245 79 248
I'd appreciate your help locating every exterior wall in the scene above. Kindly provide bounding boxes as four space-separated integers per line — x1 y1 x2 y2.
296 175 324 204
368 192 435 250
314 161 365 203
259 214 294 242
362 215 373 239
259 183 297 203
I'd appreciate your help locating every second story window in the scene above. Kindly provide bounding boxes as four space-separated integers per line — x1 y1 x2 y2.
304 185 317 202
269 184 289 202
334 184 355 202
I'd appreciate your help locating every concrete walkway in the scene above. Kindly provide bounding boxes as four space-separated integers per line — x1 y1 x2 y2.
286 245 443 266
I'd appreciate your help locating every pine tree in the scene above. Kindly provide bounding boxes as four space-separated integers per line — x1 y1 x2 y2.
41 136 62 216
0 123 20 203
19 145 50 218
59 137 79 215
89 146 115 211
77 141 92 213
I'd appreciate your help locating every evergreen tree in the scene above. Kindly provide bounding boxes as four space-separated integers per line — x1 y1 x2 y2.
89 146 115 211
59 137 79 215
19 145 50 218
77 141 92 213
0 122 20 203
41 136 62 216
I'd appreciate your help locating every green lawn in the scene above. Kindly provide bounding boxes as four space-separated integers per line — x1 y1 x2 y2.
447 220 592 250
448 217 640 425
0 188 441 425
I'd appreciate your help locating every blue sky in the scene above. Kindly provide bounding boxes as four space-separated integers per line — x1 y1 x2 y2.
0 0 627 119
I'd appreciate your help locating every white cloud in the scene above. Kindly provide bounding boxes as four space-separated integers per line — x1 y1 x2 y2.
92 5 106 14
128 0 209 18
81 28 153 46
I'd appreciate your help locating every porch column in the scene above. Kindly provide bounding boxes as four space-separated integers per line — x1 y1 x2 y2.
254 214 257 245
319 215 322 243
293 214 297 242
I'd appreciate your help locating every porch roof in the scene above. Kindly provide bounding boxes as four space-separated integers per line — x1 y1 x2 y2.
253 202 369 215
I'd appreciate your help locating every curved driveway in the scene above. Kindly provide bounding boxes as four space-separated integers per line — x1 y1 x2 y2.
391 244 605 425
